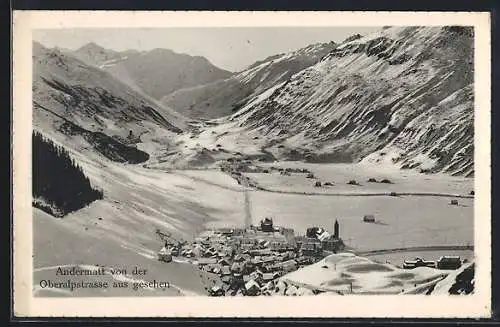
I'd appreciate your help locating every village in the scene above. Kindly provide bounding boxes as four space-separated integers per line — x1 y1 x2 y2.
158 217 346 296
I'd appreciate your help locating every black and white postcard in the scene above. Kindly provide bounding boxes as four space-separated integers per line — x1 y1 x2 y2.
12 11 491 318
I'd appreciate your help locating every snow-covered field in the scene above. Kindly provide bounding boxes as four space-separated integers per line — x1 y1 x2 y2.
253 162 473 195
282 252 448 294
32 148 248 296
31 143 474 296
249 191 472 251
33 208 207 297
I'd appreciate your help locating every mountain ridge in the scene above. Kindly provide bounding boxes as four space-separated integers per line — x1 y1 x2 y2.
169 26 474 176
32 42 185 162
69 42 234 101
162 41 338 119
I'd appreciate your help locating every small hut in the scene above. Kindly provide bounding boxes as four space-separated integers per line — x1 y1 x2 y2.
436 256 462 270
363 214 376 223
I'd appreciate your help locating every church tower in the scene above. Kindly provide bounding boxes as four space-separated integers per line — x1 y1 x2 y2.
334 220 339 239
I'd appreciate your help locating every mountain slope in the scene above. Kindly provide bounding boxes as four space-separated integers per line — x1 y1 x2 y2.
162 42 337 119
73 42 124 67
72 44 233 101
33 42 185 161
185 26 474 176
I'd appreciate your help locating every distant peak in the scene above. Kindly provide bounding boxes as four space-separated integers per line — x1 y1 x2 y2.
77 42 110 53
33 41 46 50
342 33 363 43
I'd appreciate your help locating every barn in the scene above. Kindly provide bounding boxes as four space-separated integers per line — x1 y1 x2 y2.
363 214 376 223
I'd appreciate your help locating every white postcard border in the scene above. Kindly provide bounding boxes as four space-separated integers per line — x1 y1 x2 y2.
12 10 491 318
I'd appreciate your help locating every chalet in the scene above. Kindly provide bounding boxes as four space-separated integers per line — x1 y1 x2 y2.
192 244 205 257
262 273 275 282
270 240 288 251
231 262 243 273
234 254 245 262
244 279 261 296
282 259 298 273
301 238 322 257
295 256 311 266
241 238 257 247
197 258 217 266
209 285 225 296
363 214 376 223
261 256 278 265
219 228 235 236
321 236 345 252
261 281 275 293
232 228 245 236
306 227 320 238
436 256 462 270
240 243 255 251
221 266 231 276
221 276 232 284
276 255 286 262
200 240 211 247
280 227 295 237
403 258 436 269
250 249 273 256
265 262 283 272
230 274 245 289
242 253 252 261
317 229 331 242
250 271 263 283
243 260 255 272
252 255 263 263
204 247 217 257
218 258 230 266
262 240 272 248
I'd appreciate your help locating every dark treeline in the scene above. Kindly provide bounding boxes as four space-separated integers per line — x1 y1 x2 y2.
32 131 103 217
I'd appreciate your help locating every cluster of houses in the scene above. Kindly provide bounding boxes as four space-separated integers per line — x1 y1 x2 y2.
167 218 345 296
403 256 463 270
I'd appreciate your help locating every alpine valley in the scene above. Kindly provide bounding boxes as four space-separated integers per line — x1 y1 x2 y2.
31 26 475 297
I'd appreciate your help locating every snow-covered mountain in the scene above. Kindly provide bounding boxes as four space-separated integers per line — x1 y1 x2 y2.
162 42 337 119
33 42 185 162
72 43 233 101
196 26 474 176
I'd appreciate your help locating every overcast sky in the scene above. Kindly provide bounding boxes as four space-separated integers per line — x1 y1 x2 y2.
34 27 381 72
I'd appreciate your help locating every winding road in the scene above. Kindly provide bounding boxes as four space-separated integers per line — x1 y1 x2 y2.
173 169 473 199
